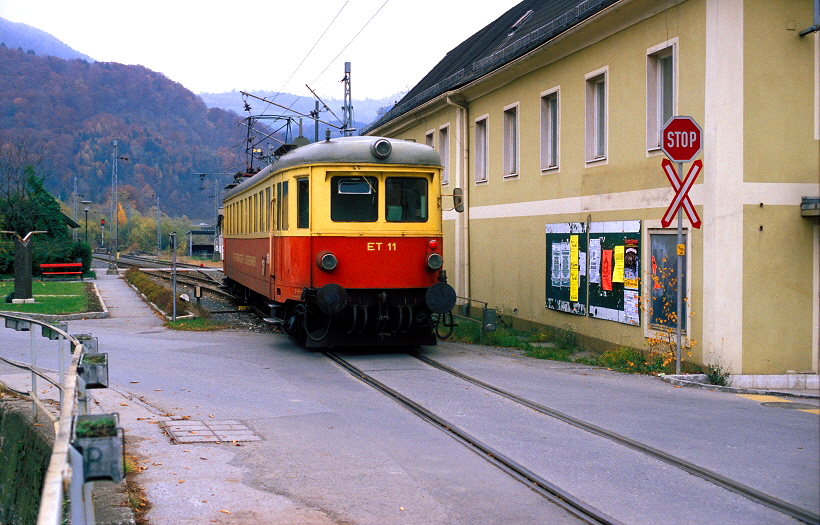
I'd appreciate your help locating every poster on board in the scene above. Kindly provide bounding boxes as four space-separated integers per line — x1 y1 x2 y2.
545 223 587 315
587 221 641 325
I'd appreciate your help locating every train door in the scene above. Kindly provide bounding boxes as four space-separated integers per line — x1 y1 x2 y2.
272 180 289 302
266 185 275 301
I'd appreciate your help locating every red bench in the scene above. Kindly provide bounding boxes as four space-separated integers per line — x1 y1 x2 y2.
40 262 83 280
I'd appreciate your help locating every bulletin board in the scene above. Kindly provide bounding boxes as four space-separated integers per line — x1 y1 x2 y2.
545 223 587 316
586 221 641 325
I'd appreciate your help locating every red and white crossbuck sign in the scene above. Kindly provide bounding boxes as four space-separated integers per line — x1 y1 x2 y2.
661 158 702 229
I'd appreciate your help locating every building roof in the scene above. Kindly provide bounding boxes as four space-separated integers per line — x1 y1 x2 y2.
62 213 80 229
363 0 620 134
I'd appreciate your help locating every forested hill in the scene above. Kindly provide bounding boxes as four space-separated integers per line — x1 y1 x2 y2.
0 18 94 62
0 44 248 219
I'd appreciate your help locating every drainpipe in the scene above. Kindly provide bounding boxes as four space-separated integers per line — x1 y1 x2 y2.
800 0 819 35
445 95 470 303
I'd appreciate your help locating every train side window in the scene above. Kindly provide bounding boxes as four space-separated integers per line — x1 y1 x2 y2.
265 187 271 231
281 181 289 230
297 178 309 228
276 183 281 231
258 191 264 232
331 176 378 222
385 177 428 222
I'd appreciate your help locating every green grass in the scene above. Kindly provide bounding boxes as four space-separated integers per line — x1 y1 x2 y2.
448 316 578 361
445 314 689 376
0 281 98 315
164 317 226 331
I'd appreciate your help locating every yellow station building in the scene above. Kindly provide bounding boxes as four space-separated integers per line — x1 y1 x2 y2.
365 0 820 382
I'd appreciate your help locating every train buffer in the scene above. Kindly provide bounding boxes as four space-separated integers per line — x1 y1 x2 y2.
262 303 285 325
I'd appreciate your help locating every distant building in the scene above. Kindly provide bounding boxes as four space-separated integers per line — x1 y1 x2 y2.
365 0 820 378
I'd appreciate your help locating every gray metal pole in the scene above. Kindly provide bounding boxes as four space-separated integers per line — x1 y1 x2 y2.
157 196 161 254
676 161 684 375
113 142 119 259
31 328 37 419
314 101 320 143
73 177 78 242
171 232 177 322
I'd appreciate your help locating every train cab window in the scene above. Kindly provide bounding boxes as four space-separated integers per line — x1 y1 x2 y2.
297 178 309 228
385 177 428 222
331 176 378 222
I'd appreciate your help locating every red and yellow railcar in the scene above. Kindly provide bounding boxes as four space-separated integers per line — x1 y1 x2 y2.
222 136 458 347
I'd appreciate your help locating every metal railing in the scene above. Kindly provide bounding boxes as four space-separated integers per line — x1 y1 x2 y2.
451 297 497 344
0 312 97 525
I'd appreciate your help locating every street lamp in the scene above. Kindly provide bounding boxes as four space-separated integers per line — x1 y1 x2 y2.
81 200 92 243
74 193 84 242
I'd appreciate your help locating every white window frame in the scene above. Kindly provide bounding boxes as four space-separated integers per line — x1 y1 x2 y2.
425 130 435 148
585 67 608 164
540 87 560 172
474 115 489 185
503 102 520 179
439 124 450 186
647 39 678 152
643 222 693 347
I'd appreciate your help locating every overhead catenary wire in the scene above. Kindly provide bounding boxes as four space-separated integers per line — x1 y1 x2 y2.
310 0 390 87
258 0 352 115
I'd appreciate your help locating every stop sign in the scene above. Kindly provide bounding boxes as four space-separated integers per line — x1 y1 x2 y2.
661 116 702 162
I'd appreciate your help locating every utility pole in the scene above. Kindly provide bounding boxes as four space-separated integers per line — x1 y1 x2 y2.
108 140 128 273
107 140 118 274
195 173 233 261
157 195 161 254
342 62 356 137
313 101 320 143
72 177 78 242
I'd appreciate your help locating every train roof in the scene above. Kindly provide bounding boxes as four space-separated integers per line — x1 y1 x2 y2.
224 136 442 201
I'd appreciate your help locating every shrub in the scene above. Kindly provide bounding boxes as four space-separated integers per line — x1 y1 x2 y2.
124 267 189 317
598 346 669 375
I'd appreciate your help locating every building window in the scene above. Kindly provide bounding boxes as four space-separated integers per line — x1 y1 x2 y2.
540 89 559 170
425 130 434 148
648 229 688 333
647 42 676 150
475 116 488 184
503 104 519 178
585 69 607 162
439 125 450 185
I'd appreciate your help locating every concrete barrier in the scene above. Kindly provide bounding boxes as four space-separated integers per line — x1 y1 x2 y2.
0 399 54 524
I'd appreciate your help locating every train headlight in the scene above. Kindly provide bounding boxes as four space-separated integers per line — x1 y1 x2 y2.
317 251 338 271
371 138 392 159
426 252 443 270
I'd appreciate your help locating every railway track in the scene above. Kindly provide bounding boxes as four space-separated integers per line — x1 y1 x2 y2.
325 352 820 525
325 351 623 525
94 254 231 298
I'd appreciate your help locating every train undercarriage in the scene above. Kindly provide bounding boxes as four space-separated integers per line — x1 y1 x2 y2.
223 278 455 348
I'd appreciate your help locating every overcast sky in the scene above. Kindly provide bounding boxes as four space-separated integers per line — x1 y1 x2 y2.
0 0 522 100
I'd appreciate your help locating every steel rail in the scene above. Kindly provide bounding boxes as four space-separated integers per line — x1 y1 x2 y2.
324 352 623 525
413 354 820 525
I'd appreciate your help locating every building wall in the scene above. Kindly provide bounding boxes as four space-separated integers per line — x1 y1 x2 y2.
372 0 819 374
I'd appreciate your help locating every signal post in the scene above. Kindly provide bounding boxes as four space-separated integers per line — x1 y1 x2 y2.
660 116 703 375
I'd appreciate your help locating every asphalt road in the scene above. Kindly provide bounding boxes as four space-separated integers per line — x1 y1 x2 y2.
1 269 817 524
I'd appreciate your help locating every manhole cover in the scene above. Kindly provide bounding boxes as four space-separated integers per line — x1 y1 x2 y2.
160 419 262 444
760 402 818 410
